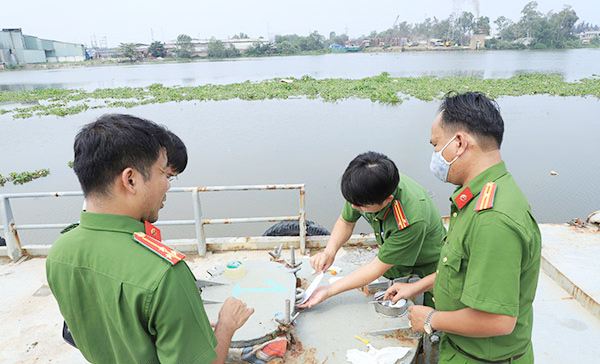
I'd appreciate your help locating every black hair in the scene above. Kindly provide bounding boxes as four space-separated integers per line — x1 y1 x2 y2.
73 114 169 196
341 151 399 206
165 131 187 173
439 91 504 149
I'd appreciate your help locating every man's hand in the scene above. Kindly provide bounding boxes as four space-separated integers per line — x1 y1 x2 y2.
212 297 255 364
310 251 335 274
297 286 330 308
407 305 434 333
384 282 420 303
217 297 254 333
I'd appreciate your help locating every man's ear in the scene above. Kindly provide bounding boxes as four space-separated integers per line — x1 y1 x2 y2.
120 168 137 194
455 132 469 156
385 194 395 204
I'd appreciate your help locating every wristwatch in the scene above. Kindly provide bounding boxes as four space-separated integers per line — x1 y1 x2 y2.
424 309 438 334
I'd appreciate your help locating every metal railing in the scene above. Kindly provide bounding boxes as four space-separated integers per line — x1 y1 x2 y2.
0 184 306 261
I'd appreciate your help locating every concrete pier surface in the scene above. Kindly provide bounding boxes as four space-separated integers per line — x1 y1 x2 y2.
1 223 599 363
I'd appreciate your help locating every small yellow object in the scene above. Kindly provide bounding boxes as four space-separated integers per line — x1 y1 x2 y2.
354 335 370 345
330 270 337 275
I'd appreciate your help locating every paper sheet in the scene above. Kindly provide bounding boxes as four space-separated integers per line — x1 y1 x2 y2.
296 272 324 306
346 346 410 364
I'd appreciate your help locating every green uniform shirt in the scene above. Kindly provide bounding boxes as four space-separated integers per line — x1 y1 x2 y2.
433 161 541 363
342 174 445 279
46 212 218 364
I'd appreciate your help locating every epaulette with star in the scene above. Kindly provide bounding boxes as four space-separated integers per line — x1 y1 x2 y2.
474 182 497 212
133 232 185 265
392 200 410 230
132 222 185 264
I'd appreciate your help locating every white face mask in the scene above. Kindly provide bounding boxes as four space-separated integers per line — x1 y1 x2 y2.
429 135 459 183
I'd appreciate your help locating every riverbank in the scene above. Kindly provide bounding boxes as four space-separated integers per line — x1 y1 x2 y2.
2 44 599 73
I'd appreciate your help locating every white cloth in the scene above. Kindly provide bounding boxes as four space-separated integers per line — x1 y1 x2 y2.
346 345 410 364
296 272 324 305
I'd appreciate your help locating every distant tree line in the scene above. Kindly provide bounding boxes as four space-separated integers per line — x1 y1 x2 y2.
117 1 598 61
488 2 594 49
245 31 330 56
371 12 490 46
368 1 597 49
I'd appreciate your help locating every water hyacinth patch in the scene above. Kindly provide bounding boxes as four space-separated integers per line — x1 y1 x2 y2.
0 73 598 119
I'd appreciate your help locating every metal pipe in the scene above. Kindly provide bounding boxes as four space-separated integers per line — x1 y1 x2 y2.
285 299 291 324
203 216 299 225
1 197 22 261
152 220 196 226
299 186 306 254
0 191 83 199
192 189 206 256
13 223 75 230
0 184 307 260
195 184 304 192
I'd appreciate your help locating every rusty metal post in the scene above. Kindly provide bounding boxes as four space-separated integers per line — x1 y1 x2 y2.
285 299 291 324
1 196 22 261
192 189 207 256
299 185 306 254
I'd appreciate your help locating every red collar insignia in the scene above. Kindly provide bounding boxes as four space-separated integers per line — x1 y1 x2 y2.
145 221 161 241
455 187 474 210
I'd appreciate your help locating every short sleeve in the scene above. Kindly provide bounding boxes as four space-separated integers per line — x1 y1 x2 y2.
148 262 218 364
378 221 427 267
341 201 361 223
461 213 523 316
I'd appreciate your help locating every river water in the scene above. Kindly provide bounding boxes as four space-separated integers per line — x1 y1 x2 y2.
1 49 599 244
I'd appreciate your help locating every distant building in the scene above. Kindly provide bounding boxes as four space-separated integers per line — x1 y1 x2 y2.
0 28 85 65
579 30 600 45
161 38 268 57
470 34 486 50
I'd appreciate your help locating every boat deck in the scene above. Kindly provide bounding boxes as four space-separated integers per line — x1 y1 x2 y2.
1 223 599 363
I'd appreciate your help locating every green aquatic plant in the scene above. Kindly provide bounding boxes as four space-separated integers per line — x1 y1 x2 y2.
0 73 599 119
0 169 50 187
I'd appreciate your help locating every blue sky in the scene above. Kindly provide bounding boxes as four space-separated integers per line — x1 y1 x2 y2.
3 0 599 47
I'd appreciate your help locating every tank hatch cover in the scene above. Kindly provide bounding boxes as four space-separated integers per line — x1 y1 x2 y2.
201 260 297 347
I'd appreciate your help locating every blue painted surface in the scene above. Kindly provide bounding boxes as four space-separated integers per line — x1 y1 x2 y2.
232 279 288 298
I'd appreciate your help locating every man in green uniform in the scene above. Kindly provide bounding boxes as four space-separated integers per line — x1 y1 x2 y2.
299 151 444 308
385 92 541 363
47 114 253 364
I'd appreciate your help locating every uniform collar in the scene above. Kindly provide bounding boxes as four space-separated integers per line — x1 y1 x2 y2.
451 161 508 210
79 211 145 234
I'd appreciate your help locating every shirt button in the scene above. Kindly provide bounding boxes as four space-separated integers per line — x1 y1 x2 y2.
436 269 439 274
452 212 457 218
442 257 448 263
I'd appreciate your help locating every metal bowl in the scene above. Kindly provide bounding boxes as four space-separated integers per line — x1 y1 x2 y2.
373 298 409 317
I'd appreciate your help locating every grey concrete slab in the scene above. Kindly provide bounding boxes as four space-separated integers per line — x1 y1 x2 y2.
539 224 600 318
532 270 600 363
288 257 420 364
2 241 600 364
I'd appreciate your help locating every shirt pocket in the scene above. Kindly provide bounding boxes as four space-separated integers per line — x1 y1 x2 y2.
439 248 466 302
